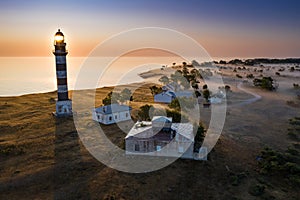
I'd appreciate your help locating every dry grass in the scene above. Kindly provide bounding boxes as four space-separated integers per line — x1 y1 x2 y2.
1 65 300 199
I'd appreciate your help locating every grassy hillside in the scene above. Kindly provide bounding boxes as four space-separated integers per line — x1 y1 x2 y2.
0 79 299 199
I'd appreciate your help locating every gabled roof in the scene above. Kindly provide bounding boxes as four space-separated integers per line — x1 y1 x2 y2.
152 116 172 123
162 83 175 91
174 91 193 97
125 122 153 139
94 103 132 114
125 116 194 141
171 123 194 141
155 91 176 98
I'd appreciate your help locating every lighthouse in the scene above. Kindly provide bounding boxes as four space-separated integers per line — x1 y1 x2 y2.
53 29 72 117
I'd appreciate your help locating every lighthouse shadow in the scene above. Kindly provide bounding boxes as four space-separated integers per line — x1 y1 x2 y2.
54 117 92 199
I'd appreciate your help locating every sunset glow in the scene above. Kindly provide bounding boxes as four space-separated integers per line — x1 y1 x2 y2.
0 0 299 58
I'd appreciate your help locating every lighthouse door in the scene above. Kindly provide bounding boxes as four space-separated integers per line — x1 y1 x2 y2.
62 105 69 113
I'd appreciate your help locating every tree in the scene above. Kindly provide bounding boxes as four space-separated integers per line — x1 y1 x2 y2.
203 89 210 101
190 69 201 80
228 59 243 65
253 77 276 91
180 79 191 90
159 75 169 85
169 97 196 111
182 66 189 76
246 74 254 79
191 82 199 90
193 123 206 152
166 109 188 123
195 90 201 97
219 60 227 64
225 85 231 92
236 74 243 78
168 98 180 111
102 96 111 105
137 104 152 121
290 67 295 72
203 84 208 90
191 60 200 66
149 86 162 96
111 92 121 104
120 88 132 103
102 91 120 105
170 70 183 83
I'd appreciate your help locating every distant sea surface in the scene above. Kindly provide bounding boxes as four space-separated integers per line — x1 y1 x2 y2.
0 57 184 97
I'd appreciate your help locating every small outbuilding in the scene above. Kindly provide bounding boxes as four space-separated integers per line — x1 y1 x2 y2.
154 90 193 104
92 104 132 125
154 91 176 103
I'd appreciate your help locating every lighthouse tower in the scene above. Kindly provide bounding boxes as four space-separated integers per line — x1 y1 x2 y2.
53 29 72 117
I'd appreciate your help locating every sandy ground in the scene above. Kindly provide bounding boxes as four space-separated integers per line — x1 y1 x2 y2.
0 64 300 199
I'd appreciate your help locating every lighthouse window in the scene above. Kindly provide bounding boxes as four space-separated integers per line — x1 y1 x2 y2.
109 116 112 121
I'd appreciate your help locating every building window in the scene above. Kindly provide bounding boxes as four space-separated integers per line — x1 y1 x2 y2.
178 146 184 153
115 115 117 119
156 146 161 151
126 113 128 118
109 116 112 121
143 141 148 151
134 144 140 151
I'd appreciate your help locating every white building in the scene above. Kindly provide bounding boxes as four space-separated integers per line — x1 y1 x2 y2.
209 90 226 104
154 91 176 103
92 104 132 125
154 90 193 104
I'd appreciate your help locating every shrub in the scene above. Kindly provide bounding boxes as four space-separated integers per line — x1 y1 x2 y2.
0 144 25 156
165 109 188 123
202 89 210 101
195 90 201 97
193 123 206 152
149 86 162 96
137 104 152 121
253 77 276 91
225 85 231 91
248 184 265 196
246 74 254 79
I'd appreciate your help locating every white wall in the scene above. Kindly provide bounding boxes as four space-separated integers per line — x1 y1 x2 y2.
154 93 173 103
93 110 131 125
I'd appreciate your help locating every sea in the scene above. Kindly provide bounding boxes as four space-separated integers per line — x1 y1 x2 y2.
0 56 186 97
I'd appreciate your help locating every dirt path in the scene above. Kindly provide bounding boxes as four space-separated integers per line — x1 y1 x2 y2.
231 82 262 107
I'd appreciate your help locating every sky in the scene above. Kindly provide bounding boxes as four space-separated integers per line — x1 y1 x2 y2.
0 0 299 59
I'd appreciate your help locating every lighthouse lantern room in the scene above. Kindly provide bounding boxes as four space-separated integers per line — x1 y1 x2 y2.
53 29 72 117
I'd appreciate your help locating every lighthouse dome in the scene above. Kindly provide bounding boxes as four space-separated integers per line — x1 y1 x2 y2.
55 29 64 37
54 29 64 43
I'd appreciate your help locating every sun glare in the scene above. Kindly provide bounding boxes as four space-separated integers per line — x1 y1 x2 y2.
55 35 64 41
